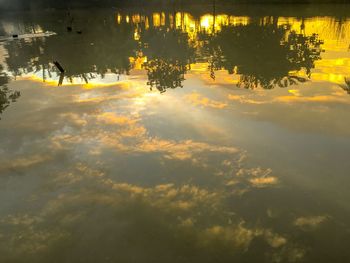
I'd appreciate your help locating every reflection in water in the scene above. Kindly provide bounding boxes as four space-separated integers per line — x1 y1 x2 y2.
1 6 350 263
0 10 332 92
0 65 20 118
205 24 323 89
141 27 194 92
3 18 137 83
340 77 350 94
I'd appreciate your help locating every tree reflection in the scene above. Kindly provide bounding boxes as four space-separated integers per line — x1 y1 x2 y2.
4 18 137 84
4 38 49 77
140 27 195 93
1 13 325 92
0 65 20 119
203 23 323 89
340 77 350 94
144 59 186 93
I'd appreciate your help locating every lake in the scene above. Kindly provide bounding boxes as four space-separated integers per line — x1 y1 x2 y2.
1 4 350 263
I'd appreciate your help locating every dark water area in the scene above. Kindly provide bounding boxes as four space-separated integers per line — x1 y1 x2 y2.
1 3 350 263
1 1 350 11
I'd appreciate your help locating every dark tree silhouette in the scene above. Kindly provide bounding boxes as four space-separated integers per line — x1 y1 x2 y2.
140 27 195 93
2 10 326 93
202 23 323 89
4 16 137 84
0 65 20 119
340 77 350 94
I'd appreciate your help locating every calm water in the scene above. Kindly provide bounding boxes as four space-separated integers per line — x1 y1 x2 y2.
1 4 350 263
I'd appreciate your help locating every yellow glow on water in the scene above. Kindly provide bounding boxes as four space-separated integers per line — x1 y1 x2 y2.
190 63 210 72
199 14 249 33
334 59 347 66
169 14 174 28
132 14 141 24
278 17 350 50
312 73 346 84
175 12 182 29
288 89 301 96
229 16 250 26
20 73 126 89
22 74 65 87
134 28 140 40
161 12 166 26
129 56 147 70
312 58 350 84
176 13 195 30
153 13 161 27
145 17 149 29
116 14 122 24
200 15 211 29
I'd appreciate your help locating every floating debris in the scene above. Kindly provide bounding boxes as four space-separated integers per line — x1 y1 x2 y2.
0 31 56 42
58 72 65 86
67 15 74 33
53 61 65 73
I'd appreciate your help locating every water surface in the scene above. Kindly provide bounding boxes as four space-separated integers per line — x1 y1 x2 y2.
1 4 350 263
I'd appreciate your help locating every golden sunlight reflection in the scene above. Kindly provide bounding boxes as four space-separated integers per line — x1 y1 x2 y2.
113 12 350 87
5 12 348 91
19 72 128 88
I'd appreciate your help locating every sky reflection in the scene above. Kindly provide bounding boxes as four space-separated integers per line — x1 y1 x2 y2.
1 5 350 263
